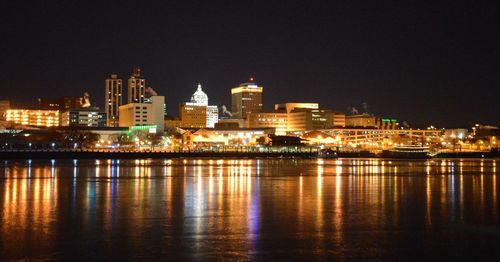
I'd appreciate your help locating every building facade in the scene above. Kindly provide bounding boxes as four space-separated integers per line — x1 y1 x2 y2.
179 84 219 128
206 105 219 128
247 111 288 135
375 118 399 130
231 81 263 119
332 112 346 127
60 109 106 127
118 95 165 133
179 103 207 128
6 109 60 127
105 74 123 127
345 114 377 128
288 109 333 132
274 102 318 113
128 68 145 103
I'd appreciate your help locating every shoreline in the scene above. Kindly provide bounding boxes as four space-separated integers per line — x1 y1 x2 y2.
0 150 498 159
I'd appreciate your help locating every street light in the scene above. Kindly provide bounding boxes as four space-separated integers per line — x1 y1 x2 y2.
51 142 55 150
29 143 32 149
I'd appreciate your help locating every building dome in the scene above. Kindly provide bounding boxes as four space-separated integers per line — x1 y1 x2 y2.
190 84 208 106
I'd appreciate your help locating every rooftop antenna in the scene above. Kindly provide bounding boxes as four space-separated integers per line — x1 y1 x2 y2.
133 67 141 77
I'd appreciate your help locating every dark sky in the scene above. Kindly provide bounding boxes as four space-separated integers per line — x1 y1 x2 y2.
1 0 499 127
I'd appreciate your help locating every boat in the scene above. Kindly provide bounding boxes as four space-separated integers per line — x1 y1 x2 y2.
381 145 430 159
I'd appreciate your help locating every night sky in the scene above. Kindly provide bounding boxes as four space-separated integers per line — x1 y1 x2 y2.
2 0 499 127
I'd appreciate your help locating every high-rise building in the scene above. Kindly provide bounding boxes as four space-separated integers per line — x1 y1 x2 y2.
128 68 145 104
231 80 263 119
179 84 219 128
105 74 123 127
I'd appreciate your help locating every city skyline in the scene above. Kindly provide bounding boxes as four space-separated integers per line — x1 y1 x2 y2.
2 67 497 129
1 1 499 127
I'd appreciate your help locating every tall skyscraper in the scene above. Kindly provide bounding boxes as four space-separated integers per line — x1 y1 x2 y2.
128 67 145 103
231 79 263 119
105 74 122 127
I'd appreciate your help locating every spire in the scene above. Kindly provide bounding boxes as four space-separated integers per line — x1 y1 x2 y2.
197 83 202 91
133 67 141 77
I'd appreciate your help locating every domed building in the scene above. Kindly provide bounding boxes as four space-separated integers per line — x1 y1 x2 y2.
179 84 219 128
190 84 208 106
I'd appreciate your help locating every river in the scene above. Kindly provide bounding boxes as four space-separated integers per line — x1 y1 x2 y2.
1 158 499 260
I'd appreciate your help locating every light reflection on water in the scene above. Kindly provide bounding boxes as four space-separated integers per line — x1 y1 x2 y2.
0 158 499 260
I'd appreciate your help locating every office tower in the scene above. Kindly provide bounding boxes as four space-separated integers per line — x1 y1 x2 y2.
105 74 122 127
231 80 263 119
128 67 145 103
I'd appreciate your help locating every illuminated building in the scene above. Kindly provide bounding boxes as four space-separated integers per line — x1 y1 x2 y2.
231 80 263 119
247 111 288 135
60 109 107 127
288 108 333 132
179 104 206 128
345 114 376 128
105 74 123 127
274 102 318 113
128 67 146 103
332 111 346 127
0 99 10 120
179 84 219 128
376 118 399 130
119 96 165 133
6 109 60 127
444 129 468 140
346 115 398 129
206 106 219 128
301 130 340 146
246 103 343 133
190 127 274 147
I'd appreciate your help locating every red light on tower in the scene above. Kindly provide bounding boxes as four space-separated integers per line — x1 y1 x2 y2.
249 76 254 82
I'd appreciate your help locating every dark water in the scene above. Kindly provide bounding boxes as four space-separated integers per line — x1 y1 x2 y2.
1 158 499 260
